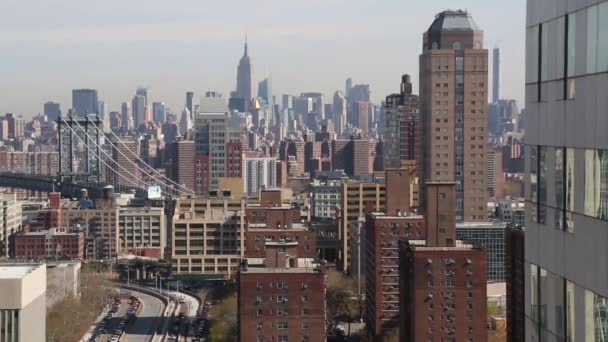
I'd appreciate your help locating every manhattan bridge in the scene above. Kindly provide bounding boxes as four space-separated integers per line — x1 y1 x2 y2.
0 114 193 200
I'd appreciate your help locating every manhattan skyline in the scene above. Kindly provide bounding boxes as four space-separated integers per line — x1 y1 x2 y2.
0 0 525 116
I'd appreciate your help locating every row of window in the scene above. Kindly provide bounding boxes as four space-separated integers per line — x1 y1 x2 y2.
528 3 608 101
529 146 608 229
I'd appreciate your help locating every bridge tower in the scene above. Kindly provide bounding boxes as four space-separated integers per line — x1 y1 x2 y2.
57 114 103 183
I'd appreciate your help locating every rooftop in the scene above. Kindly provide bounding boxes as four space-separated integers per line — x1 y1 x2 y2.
456 221 508 229
241 267 323 274
429 10 480 32
0 264 40 279
369 212 424 219
406 239 479 251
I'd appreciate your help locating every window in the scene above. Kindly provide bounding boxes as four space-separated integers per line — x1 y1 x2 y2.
278 336 288 342
456 56 464 71
456 75 464 88
257 309 263 316
555 148 564 230
302 322 309 329
277 322 288 329
566 13 577 98
588 5 599 73
566 148 575 232
538 147 547 224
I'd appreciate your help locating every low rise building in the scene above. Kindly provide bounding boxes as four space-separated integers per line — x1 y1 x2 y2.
171 195 246 279
0 263 46 342
14 228 85 260
0 193 22 257
310 179 341 219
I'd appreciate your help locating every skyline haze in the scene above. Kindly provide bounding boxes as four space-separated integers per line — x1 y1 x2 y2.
0 0 525 117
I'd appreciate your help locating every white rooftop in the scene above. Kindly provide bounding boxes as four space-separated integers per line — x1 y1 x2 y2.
0 265 37 279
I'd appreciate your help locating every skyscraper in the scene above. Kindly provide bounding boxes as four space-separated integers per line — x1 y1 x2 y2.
492 47 500 103
419 10 488 222
345 78 353 99
525 0 607 340
186 91 194 116
132 95 146 129
333 91 347 136
152 102 167 124
121 102 132 132
383 74 420 169
72 89 98 116
236 38 254 112
43 102 61 122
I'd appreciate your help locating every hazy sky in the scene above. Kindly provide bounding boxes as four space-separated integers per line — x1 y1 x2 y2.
0 0 526 117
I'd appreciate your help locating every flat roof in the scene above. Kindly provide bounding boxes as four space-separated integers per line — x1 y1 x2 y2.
456 221 507 229
369 212 424 219
0 265 39 279
406 239 479 251
241 267 323 274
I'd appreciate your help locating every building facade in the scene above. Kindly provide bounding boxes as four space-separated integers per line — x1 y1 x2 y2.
456 221 507 281
0 264 46 342
310 179 341 219
525 0 608 340
419 10 488 222
14 229 85 260
383 75 420 169
0 193 22 257
171 196 246 278
244 157 278 197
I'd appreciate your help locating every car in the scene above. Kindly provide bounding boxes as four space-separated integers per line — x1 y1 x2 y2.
110 337 119 342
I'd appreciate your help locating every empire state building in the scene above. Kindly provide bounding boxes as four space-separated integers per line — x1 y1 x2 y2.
236 38 254 112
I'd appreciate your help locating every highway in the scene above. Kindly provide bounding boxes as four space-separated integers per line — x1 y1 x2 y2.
122 291 165 342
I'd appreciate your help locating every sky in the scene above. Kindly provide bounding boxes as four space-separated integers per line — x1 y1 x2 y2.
0 0 526 117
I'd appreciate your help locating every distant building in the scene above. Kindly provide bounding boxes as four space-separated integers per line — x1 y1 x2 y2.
0 263 46 342
337 177 385 273
186 91 195 116
171 196 245 278
236 39 254 112
243 157 278 196
44 102 61 122
456 221 507 281
110 138 140 188
0 193 22 258
152 102 167 124
14 228 85 260
118 205 166 258
310 179 341 219
352 101 369 132
496 197 525 227
132 94 146 129
167 139 195 193
383 75 420 169
333 91 347 137
492 47 500 103
72 89 98 116
121 102 132 132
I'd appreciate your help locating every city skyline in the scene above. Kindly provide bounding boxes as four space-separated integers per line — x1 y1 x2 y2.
0 0 525 117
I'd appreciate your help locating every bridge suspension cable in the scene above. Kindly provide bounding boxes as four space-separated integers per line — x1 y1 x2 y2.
60 117 178 199
85 118 194 195
70 117 185 197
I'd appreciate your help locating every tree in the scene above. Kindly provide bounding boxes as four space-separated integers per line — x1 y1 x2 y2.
326 270 360 340
208 294 238 342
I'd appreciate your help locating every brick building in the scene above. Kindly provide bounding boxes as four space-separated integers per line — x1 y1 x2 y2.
364 170 425 340
398 182 488 342
14 228 85 260
238 240 326 342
